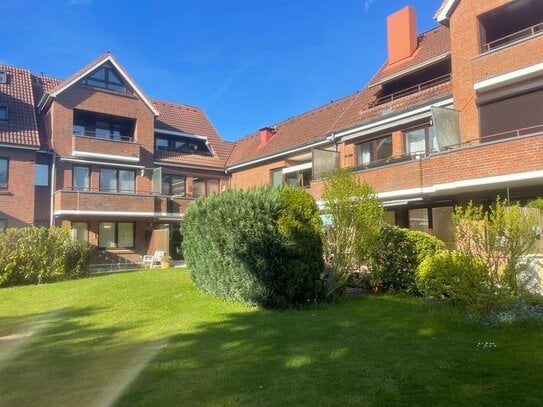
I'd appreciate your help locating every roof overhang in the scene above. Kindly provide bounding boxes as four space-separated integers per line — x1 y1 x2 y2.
0 142 40 151
435 0 460 25
38 54 160 117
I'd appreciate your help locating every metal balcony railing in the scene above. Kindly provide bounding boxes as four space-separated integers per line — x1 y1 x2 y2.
372 74 451 106
482 22 543 52
73 130 134 143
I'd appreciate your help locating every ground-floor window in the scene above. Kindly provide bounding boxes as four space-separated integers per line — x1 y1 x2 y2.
408 208 429 233
98 222 135 249
72 222 89 243
431 206 454 244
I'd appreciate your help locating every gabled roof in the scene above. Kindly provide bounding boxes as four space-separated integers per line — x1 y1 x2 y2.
368 26 450 87
37 52 160 116
0 64 40 147
435 0 460 25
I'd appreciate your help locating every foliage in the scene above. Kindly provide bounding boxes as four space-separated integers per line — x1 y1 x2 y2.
0 227 90 287
416 251 489 309
182 186 324 307
321 169 384 297
526 197 543 212
369 224 445 293
454 198 539 295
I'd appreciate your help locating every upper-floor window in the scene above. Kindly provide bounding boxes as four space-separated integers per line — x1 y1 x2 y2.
73 166 90 191
356 135 393 166
270 166 312 188
404 125 437 157
99 168 135 193
0 158 8 188
479 0 543 53
82 65 128 93
270 168 283 187
154 133 212 156
0 105 8 121
35 163 50 187
193 178 219 198
162 174 186 196
73 109 135 142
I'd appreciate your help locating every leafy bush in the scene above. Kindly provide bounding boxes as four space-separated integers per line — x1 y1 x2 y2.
416 251 489 308
182 187 324 307
369 225 445 293
0 227 90 287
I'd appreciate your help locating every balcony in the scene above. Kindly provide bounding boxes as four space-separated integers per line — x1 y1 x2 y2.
54 189 192 217
482 22 543 53
372 74 451 106
72 132 141 161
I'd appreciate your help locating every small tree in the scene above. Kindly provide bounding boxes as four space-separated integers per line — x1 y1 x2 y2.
321 169 384 296
454 198 539 296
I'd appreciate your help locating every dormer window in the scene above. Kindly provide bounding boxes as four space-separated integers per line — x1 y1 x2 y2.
0 71 7 84
82 64 128 93
0 105 8 121
154 131 213 156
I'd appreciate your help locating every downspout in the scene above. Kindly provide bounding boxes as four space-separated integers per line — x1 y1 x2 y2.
49 151 56 227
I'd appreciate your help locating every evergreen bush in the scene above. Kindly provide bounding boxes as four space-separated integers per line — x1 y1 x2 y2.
182 187 324 307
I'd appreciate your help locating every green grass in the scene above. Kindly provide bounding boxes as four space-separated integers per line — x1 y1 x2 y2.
1 269 542 406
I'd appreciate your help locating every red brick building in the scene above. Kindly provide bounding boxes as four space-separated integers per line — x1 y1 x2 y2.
1 0 542 263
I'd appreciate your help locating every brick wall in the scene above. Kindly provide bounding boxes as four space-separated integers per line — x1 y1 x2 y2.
230 159 289 189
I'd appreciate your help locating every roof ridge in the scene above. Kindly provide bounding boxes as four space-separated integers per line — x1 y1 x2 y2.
151 97 203 111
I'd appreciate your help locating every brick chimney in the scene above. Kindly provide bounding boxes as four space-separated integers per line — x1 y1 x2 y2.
259 126 276 147
387 6 418 66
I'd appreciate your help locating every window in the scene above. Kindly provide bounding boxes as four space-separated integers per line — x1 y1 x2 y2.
154 134 212 156
408 208 429 233
356 135 393 166
0 158 8 188
35 164 50 187
162 174 186 196
0 219 7 232
0 105 8 121
193 178 220 198
98 222 134 249
284 168 312 188
99 168 135 193
271 168 283 187
72 222 89 243
404 125 437 157
73 166 90 191
72 109 135 142
82 65 127 93
0 71 6 84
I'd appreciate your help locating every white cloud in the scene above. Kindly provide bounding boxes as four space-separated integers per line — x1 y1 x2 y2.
364 0 376 13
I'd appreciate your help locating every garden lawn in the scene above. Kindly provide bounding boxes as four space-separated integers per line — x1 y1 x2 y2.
1 269 542 406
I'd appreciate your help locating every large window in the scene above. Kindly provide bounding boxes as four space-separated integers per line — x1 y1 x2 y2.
154 134 212 156
404 125 437 157
82 65 127 93
356 135 393 166
162 174 186 196
72 222 89 243
73 166 90 191
73 109 135 142
99 168 135 193
0 105 8 121
193 178 219 198
98 222 134 249
35 164 49 187
0 158 8 188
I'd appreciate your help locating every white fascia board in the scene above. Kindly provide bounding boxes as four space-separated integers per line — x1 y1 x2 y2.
54 210 183 218
153 161 225 172
435 0 459 23
47 55 160 117
60 157 145 169
72 151 140 163
0 143 39 151
282 162 312 174
474 63 543 92
339 98 454 142
226 139 331 172
154 128 207 140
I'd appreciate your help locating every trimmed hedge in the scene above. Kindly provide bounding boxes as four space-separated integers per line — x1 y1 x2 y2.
0 227 91 287
369 225 445 293
182 187 324 307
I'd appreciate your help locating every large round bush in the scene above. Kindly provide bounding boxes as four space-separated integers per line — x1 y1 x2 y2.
182 187 324 307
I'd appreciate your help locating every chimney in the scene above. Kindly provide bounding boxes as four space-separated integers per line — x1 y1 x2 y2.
387 6 418 66
259 126 276 147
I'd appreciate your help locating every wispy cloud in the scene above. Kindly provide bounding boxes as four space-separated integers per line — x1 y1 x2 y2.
69 0 92 6
364 0 376 13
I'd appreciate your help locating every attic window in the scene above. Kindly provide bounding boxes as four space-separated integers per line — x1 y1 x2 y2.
82 65 127 93
0 106 8 121
154 133 213 156
0 71 6 84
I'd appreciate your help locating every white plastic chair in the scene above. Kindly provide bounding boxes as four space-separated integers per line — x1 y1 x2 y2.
142 251 165 268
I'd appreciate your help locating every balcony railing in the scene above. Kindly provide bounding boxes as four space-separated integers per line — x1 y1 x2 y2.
372 74 451 106
482 22 543 52
351 151 428 172
480 124 543 143
74 130 134 143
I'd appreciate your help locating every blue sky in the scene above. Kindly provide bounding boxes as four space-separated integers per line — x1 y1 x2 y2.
1 0 443 141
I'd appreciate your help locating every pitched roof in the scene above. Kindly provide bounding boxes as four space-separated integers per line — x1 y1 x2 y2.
0 64 40 147
38 52 160 116
31 73 62 149
368 25 450 87
152 99 234 169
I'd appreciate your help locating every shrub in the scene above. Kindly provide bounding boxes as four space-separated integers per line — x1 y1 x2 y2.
182 187 324 307
416 251 489 308
0 227 90 287
369 225 445 293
